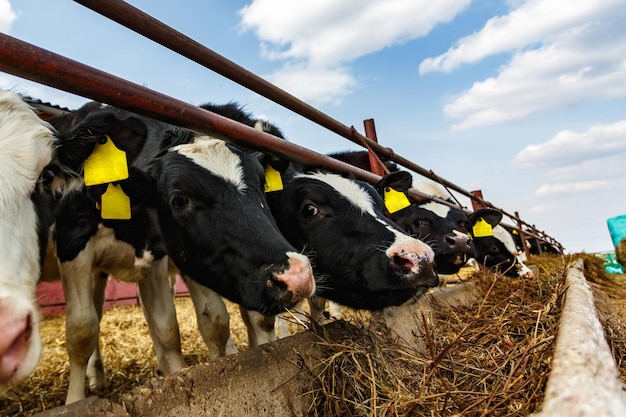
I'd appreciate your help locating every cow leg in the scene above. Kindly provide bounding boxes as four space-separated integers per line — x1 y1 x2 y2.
274 314 291 339
59 256 99 404
137 257 186 375
86 272 108 392
308 296 327 324
239 308 277 347
308 297 344 325
327 300 344 321
275 300 308 338
183 276 237 359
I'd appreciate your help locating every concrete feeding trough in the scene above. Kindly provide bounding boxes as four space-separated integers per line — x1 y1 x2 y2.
32 259 626 416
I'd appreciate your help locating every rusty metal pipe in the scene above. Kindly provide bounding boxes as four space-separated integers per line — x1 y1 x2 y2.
0 33 463 209
72 0 493 205
0 33 373 180
73 0 559 245
0 18 561 247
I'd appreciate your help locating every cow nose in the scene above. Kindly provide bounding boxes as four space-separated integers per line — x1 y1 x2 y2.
266 252 315 305
0 307 35 384
387 237 438 287
444 232 474 253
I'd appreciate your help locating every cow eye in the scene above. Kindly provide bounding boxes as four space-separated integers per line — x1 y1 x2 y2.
301 202 320 218
170 191 189 211
414 219 430 229
412 219 430 233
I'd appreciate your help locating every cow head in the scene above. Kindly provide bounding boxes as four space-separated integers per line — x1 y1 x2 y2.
376 171 475 275
269 171 438 310
136 129 315 315
44 106 148 194
468 208 534 279
51 108 315 316
0 90 53 385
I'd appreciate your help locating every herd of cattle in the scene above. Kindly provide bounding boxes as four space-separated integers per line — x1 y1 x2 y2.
0 90 549 404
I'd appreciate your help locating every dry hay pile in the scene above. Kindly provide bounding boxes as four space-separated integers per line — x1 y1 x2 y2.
305 254 626 416
0 296 250 416
1 254 624 416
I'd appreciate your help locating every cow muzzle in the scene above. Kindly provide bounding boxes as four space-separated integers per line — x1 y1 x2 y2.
265 252 315 306
0 299 41 385
388 238 438 288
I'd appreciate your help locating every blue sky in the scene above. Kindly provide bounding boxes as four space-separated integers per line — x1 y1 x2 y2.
2 0 626 253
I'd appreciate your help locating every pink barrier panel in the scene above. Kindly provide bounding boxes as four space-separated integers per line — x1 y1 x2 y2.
36 275 190 315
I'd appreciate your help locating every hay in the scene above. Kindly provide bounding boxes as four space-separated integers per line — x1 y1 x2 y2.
0 297 247 416
305 254 626 416
1 254 624 416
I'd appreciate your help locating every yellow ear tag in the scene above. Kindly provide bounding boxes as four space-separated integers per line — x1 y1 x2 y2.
84 135 129 186
472 218 493 238
100 184 131 220
384 187 411 214
264 165 283 193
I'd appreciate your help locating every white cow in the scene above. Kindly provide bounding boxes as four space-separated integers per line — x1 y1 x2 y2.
0 90 81 385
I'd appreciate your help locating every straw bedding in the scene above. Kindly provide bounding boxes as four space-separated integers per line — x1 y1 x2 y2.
305 253 626 416
1 254 624 416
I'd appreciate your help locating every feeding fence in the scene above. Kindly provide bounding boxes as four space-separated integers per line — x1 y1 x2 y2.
0 0 561 257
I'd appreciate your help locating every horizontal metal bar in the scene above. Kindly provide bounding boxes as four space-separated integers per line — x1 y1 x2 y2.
73 0 560 247
2 33 466 208
0 34 380 179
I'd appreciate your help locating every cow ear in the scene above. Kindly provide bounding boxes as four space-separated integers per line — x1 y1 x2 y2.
258 154 291 174
375 170 413 196
103 115 148 164
121 166 159 207
159 127 194 151
469 208 502 227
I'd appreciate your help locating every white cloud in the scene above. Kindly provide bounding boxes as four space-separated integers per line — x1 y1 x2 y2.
546 155 626 183
265 63 356 104
0 0 17 33
422 0 626 130
534 180 609 197
239 0 470 103
240 0 470 66
515 121 626 201
527 202 559 214
514 121 626 198
515 120 626 168
419 0 622 74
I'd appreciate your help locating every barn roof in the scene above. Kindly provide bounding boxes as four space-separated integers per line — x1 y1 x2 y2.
22 95 70 120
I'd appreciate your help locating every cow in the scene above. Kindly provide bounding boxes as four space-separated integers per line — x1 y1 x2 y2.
0 90 87 386
374 170 475 275
336 152 533 280
330 152 475 275
242 168 441 346
508 227 561 256
46 104 316 403
466 209 534 279
193 104 438 348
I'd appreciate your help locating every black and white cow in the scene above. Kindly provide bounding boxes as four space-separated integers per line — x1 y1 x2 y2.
508 228 561 256
333 151 533 280
195 104 438 347
375 170 475 275
244 169 440 345
0 90 88 386
266 170 438 308
46 104 316 403
467 210 534 279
